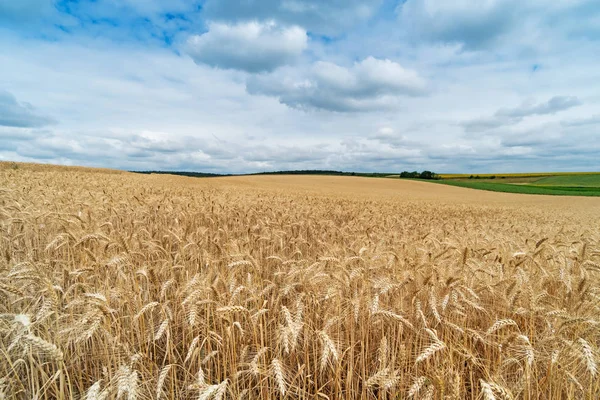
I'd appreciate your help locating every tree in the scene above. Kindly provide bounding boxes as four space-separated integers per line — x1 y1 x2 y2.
419 171 438 180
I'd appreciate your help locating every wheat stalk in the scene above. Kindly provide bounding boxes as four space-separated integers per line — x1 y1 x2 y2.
271 358 286 396
156 364 172 400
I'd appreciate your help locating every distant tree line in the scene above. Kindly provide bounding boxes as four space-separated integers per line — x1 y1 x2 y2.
249 170 393 177
399 170 440 180
132 170 440 179
133 171 227 177
250 170 348 176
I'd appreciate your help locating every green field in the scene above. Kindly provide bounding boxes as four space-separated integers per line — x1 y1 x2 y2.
531 174 600 187
439 172 600 179
433 173 600 196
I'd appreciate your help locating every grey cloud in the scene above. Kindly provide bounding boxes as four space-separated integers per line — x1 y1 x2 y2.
5 122 600 174
397 1 600 52
561 115 600 127
247 57 427 112
11 131 202 167
0 127 40 143
0 131 33 151
202 0 383 36
501 135 555 148
5 129 323 172
0 91 56 128
15 134 114 161
463 96 581 133
186 21 307 73
496 96 581 118
369 131 423 149
462 116 519 133
332 145 426 172
3 126 426 173
499 126 563 148
332 137 426 171
423 142 552 173
426 144 480 161
397 0 518 49
346 120 600 173
199 144 237 161
127 134 201 154
433 121 600 172
370 133 406 147
244 145 330 163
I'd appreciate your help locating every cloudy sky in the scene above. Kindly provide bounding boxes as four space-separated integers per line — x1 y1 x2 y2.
1 0 599 173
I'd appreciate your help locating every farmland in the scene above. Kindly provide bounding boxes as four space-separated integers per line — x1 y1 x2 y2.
534 174 600 187
2 163 600 399
435 173 600 196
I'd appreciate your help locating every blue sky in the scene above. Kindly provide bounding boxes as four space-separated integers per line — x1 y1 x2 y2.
1 0 599 173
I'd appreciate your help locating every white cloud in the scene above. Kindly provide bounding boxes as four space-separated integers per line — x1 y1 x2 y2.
186 21 307 73
247 57 427 112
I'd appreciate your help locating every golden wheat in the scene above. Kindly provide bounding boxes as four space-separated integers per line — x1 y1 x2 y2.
1 164 600 398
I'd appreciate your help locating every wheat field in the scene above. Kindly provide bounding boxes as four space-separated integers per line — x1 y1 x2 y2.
1 164 600 399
